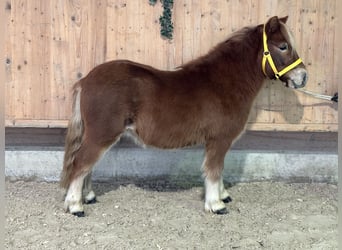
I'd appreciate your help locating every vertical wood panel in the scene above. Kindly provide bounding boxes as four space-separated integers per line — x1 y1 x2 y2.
31 1 51 120
5 0 338 131
51 0 72 119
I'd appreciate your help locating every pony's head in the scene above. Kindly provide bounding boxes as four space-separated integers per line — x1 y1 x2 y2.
262 16 307 89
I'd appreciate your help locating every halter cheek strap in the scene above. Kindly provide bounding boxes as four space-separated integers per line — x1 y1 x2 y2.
262 24 302 79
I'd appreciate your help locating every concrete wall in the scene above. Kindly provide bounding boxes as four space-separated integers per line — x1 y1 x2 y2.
5 129 338 184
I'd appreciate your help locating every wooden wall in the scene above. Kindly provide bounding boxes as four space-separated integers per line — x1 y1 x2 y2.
5 0 338 131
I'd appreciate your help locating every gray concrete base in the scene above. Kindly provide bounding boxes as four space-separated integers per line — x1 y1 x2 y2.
5 146 337 184
5 129 338 184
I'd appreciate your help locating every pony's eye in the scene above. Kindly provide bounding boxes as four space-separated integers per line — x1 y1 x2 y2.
279 43 288 51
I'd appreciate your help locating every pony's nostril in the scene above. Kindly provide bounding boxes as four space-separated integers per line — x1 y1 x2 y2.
301 72 308 86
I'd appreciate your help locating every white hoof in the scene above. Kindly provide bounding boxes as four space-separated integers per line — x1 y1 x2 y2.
84 190 96 204
64 174 86 216
64 199 84 215
220 189 230 200
204 200 227 214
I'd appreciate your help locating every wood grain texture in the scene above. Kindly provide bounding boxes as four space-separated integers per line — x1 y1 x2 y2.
5 0 338 131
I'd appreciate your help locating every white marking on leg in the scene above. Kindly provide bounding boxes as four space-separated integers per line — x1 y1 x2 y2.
64 174 86 214
204 177 226 213
85 190 96 202
219 177 230 200
83 172 96 203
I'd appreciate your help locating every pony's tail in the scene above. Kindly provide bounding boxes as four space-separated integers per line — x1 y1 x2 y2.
60 82 84 189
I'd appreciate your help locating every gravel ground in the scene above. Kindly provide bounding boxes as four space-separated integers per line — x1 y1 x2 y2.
5 180 337 249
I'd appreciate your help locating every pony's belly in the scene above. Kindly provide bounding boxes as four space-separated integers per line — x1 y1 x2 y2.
127 123 204 149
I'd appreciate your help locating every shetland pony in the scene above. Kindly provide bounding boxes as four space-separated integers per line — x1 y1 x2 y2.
61 16 307 216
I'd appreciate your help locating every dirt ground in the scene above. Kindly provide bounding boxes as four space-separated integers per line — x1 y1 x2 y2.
5 179 337 250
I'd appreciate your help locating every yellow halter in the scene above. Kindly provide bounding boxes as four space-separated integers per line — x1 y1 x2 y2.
262 24 302 79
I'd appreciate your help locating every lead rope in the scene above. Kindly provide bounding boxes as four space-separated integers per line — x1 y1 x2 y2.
295 89 338 103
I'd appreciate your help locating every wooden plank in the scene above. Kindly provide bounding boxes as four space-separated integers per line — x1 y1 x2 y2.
5 0 14 122
4 118 337 132
5 119 69 128
50 0 73 120
246 123 338 132
172 1 185 66
32 1 51 120
7 0 33 121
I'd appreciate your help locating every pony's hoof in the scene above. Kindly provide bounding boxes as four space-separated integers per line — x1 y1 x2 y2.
205 200 227 214
222 196 232 203
84 197 97 204
72 211 85 217
214 207 228 215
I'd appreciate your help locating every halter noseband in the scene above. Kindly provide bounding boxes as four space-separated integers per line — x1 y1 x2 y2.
262 24 302 79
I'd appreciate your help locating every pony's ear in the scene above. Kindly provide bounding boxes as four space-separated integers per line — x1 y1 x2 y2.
279 16 289 23
265 16 280 34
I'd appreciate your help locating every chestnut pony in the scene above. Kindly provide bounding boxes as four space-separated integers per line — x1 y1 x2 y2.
61 16 307 216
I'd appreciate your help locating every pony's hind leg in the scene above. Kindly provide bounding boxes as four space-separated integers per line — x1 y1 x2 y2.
64 139 114 216
83 171 96 204
203 139 231 214
64 173 87 217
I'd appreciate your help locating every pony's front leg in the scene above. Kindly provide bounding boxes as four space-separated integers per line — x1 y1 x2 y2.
203 140 231 214
83 172 97 204
64 173 87 217
205 177 227 214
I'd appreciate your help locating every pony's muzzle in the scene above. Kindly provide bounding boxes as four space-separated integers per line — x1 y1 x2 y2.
286 68 308 89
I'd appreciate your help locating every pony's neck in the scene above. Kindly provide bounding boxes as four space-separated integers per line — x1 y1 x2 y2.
215 25 265 83
182 25 266 97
